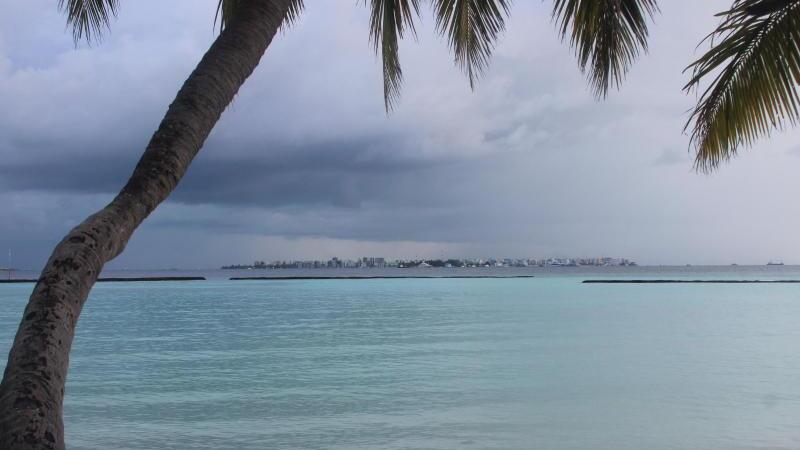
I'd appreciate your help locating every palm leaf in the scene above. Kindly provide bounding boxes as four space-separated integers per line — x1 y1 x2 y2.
552 0 658 98
58 0 119 43
433 0 511 90
215 0 304 32
685 0 800 172
366 0 421 112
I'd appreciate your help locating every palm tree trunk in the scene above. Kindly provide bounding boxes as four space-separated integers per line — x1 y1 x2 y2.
0 1 294 448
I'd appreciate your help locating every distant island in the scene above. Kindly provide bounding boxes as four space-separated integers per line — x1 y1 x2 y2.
222 257 637 270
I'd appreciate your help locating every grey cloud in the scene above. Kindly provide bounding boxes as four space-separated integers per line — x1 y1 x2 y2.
654 148 692 166
0 136 468 209
3 0 800 269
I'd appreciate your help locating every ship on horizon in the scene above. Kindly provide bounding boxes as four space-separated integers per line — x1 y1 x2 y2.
767 261 785 266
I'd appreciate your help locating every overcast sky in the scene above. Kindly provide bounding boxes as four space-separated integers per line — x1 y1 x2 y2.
2 0 800 269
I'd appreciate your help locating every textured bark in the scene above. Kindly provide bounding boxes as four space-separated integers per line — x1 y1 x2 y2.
0 1 293 448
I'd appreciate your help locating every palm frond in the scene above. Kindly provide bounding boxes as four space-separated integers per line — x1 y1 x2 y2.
685 0 800 172
433 0 511 89
366 0 421 112
58 0 119 43
552 0 658 98
215 0 304 32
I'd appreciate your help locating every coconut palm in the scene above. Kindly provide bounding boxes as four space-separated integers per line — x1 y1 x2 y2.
9 0 792 448
685 0 800 171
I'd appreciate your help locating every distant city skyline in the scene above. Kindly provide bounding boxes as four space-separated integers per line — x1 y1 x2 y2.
221 256 637 270
0 245 790 271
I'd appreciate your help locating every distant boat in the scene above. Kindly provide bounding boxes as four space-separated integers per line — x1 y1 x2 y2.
767 261 785 266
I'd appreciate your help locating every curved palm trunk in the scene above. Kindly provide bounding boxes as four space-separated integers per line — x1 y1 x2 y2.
0 1 293 448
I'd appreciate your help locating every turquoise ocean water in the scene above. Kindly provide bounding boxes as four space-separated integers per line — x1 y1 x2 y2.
1 267 800 449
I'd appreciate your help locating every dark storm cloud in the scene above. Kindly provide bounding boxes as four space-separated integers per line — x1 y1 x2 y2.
0 155 134 194
0 135 465 209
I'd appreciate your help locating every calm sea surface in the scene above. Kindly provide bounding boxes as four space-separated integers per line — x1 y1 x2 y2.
1 266 800 449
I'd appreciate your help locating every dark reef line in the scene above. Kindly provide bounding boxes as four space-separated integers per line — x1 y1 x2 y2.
583 279 800 284
230 276 536 280
0 276 205 284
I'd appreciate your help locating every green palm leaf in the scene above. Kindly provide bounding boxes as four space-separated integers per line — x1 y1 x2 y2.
552 0 658 98
433 0 511 89
366 0 421 112
58 0 119 43
685 0 800 171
